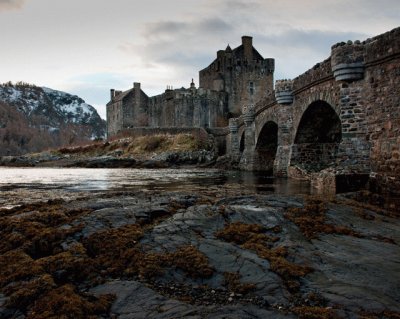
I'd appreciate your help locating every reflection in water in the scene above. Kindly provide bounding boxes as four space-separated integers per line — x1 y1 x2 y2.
0 167 311 208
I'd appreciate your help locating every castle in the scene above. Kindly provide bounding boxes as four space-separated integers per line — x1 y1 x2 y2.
106 36 274 137
106 27 400 203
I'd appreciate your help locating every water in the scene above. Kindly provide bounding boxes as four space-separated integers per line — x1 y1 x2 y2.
0 167 311 208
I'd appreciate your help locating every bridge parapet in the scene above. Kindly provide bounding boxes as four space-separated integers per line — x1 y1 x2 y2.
363 26 400 64
275 79 294 104
331 40 365 81
292 59 332 92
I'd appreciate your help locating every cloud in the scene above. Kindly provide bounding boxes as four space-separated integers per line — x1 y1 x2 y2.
0 0 25 11
120 10 369 86
249 28 367 79
120 16 235 77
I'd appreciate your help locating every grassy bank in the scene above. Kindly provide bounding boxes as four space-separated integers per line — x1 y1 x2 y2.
53 132 212 160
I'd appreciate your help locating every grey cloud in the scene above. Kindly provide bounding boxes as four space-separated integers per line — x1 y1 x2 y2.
197 18 232 33
124 16 235 72
256 28 367 54
143 17 232 39
0 0 25 11
253 28 368 79
203 0 261 12
144 21 188 38
117 1 384 89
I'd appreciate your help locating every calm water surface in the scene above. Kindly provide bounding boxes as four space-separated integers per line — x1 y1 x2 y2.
0 167 310 208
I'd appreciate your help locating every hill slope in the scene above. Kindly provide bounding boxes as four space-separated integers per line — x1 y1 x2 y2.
0 82 106 156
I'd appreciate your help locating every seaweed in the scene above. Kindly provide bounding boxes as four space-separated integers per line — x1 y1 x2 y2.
292 306 340 319
284 198 362 240
215 222 312 292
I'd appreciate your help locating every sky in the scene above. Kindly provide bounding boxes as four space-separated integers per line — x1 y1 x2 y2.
0 0 399 119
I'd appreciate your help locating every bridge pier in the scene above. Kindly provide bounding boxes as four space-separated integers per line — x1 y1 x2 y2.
239 108 256 170
274 145 291 177
228 118 241 163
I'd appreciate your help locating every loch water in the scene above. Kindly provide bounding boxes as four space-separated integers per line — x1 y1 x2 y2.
0 167 311 208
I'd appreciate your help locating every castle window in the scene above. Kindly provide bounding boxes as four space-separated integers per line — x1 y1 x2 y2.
249 81 255 95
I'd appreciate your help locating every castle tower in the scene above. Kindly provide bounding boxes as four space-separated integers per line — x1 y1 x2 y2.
199 35 274 116
242 36 253 61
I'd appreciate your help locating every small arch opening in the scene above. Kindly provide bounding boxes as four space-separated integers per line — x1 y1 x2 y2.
291 100 342 172
254 121 278 173
239 131 245 153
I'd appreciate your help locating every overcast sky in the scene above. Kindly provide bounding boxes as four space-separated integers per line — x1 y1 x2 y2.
0 0 399 118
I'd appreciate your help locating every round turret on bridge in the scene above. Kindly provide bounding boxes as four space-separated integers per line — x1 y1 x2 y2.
331 40 365 81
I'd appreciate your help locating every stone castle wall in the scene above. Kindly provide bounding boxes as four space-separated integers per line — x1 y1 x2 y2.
147 88 228 128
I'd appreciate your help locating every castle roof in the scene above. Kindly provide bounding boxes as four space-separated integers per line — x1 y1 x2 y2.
113 89 133 102
199 40 266 73
231 44 264 61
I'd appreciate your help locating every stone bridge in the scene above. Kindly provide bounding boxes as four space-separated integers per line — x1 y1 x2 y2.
226 27 400 194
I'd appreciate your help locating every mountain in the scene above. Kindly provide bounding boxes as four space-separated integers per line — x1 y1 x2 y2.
0 82 106 156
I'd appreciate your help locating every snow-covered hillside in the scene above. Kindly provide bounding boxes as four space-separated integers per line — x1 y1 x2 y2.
0 82 105 139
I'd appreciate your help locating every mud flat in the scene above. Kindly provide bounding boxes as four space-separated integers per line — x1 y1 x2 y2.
0 184 399 319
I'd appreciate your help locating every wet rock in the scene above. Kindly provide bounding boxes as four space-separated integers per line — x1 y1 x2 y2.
66 156 138 168
304 234 400 312
90 280 294 319
2 189 400 318
152 150 217 165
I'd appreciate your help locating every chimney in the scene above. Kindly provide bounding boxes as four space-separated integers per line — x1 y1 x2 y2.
134 82 141 105
110 89 115 100
242 36 253 61
134 82 141 90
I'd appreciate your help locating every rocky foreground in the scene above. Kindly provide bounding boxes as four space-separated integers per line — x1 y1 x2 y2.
0 186 399 319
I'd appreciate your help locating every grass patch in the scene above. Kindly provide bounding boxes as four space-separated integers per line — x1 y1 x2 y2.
55 133 210 159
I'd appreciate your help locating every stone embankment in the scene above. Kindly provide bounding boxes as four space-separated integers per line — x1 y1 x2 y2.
1 186 399 318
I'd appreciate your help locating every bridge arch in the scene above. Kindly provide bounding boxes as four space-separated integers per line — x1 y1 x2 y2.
290 100 342 172
254 120 278 172
239 131 245 153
